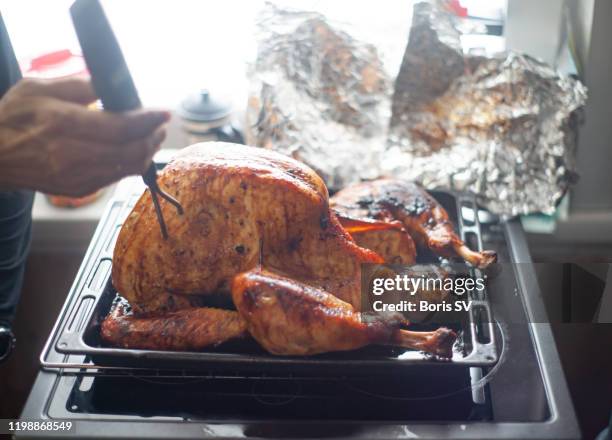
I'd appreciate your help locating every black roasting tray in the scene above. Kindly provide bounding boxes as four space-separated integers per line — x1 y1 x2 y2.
52 190 499 373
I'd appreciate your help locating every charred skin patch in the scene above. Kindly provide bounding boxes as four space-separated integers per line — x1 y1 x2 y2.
401 193 432 217
357 196 373 208
288 236 303 252
320 214 329 230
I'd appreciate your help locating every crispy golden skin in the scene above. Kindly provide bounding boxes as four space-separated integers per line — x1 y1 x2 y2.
232 269 457 358
112 143 382 314
100 305 247 351
331 178 497 269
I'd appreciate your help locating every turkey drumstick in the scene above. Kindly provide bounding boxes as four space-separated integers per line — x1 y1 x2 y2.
332 178 496 269
100 303 247 351
232 269 457 358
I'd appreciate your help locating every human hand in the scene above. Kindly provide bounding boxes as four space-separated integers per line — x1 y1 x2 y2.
0 77 170 196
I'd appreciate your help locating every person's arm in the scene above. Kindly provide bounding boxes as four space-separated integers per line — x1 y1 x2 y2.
0 76 169 197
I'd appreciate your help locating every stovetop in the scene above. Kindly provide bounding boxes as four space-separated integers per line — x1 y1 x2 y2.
18 174 580 439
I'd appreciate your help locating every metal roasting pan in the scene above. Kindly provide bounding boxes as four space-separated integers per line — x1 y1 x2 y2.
41 173 499 373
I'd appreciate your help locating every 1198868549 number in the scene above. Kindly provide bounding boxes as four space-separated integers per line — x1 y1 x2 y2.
7 420 74 433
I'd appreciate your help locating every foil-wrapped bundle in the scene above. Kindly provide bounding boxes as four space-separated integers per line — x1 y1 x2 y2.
385 1 587 216
247 1 587 216
246 4 390 189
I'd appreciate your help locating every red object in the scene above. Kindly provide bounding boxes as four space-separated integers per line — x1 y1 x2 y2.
447 0 468 17
30 49 72 70
24 49 88 79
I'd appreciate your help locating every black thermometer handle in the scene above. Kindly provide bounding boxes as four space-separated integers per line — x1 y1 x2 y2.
70 0 161 190
70 0 141 112
70 0 182 241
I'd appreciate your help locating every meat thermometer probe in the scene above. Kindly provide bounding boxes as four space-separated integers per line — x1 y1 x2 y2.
70 0 183 239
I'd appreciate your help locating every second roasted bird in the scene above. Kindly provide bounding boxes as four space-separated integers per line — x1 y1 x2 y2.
331 178 497 269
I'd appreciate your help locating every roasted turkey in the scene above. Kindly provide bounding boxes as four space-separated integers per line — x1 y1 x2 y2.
331 178 497 269
112 143 381 315
105 142 457 358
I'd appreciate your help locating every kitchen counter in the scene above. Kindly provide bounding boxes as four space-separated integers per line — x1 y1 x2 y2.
31 187 115 254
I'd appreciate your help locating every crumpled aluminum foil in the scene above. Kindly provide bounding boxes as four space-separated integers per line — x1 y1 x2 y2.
385 1 587 216
246 1 587 217
246 3 390 189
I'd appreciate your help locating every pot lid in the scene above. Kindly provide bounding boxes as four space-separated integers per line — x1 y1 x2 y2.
178 90 232 122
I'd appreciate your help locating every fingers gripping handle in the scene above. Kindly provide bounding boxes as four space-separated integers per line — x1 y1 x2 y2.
70 0 182 239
